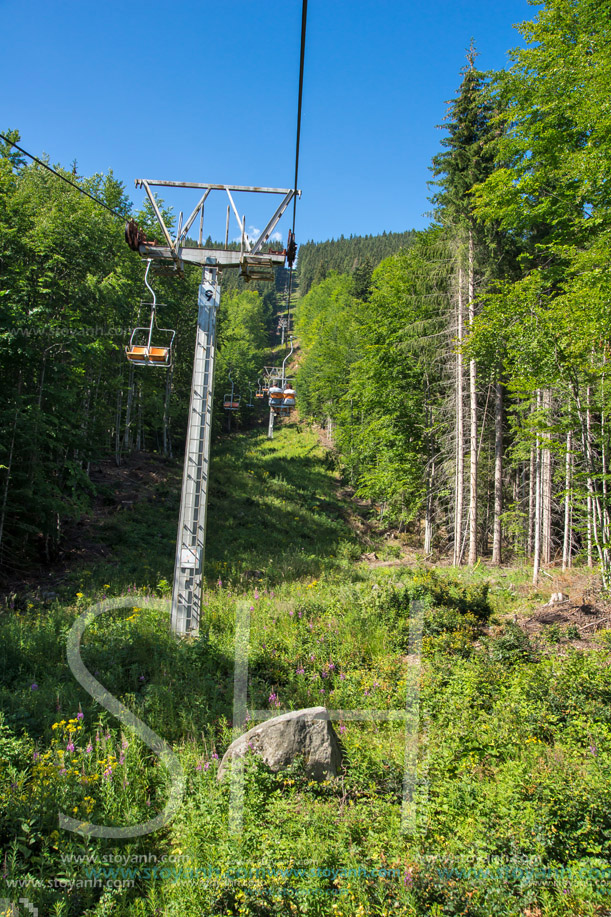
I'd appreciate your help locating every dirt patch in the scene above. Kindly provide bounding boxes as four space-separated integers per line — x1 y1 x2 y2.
1 452 177 604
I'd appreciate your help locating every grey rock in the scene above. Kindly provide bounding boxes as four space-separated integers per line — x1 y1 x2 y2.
217 706 342 782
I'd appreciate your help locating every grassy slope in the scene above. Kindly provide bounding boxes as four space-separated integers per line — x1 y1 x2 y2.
1 424 611 917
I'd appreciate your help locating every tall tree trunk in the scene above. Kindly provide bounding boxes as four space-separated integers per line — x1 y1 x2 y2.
115 388 123 466
454 266 464 566
163 365 173 458
492 376 503 565
586 386 594 567
122 363 135 453
135 383 143 452
541 389 553 565
424 391 434 555
468 229 478 566
533 391 542 584
528 446 535 558
0 373 23 564
562 429 572 572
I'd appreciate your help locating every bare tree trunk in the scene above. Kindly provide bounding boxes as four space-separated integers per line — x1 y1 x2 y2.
586 386 593 567
115 388 123 466
424 393 434 555
0 373 23 563
135 383 143 452
562 429 572 571
533 391 542 584
468 230 478 566
163 365 173 458
528 446 535 557
492 377 503 565
541 389 553 566
122 363 135 453
453 267 465 566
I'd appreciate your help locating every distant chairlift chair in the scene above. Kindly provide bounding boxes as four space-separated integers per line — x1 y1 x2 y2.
223 371 241 411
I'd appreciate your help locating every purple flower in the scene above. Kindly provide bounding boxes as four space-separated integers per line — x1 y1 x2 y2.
254 590 259 600
122 738 128 750
320 688 325 694
270 591 275 598
119 753 125 765
66 741 75 753
296 667 305 675
33 751 40 761
403 871 413 887
85 743 93 754
268 692 277 704
310 654 315 662
249 606 254 611
30 683 38 691
340 672 346 680
77 711 84 720
217 579 222 589
339 725 346 734
204 762 210 771
212 752 219 760
196 763 202 772
59 767 67 775
298 611 302 618
328 663 335 670
289 610 294 617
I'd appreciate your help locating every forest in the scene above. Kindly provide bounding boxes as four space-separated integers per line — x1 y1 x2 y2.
296 0 611 584
2 1 611 916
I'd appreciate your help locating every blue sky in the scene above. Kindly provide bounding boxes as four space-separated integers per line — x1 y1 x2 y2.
1 0 533 244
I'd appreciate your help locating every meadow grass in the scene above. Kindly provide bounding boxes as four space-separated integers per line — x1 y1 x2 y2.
1 424 611 916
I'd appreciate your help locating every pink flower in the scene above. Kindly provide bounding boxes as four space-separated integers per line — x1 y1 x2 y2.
254 590 259 600
66 741 75 753
77 710 84 720
85 743 93 754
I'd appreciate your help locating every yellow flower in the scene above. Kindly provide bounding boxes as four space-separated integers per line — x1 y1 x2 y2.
76 593 83 598
103 584 110 589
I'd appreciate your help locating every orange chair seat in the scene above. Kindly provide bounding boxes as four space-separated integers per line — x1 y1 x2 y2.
127 346 170 363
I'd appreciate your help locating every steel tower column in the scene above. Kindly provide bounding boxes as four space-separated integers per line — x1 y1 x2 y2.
171 262 220 635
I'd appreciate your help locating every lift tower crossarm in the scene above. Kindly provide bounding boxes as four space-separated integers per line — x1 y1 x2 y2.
137 245 287 268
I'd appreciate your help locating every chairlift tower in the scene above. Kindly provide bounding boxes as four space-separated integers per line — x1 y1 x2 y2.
130 178 299 634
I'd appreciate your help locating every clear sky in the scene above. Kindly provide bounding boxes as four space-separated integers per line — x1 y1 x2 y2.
0 0 534 245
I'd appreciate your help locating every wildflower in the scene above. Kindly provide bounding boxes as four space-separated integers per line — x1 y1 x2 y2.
268 692 277 704
340 672 346 680
121 738 128 750
310 654 315 662
95 731 101 742
218 579 222 589
339 725 346 734
103 584 110 589
196 763 202 772
103 766 113 780
119 753 125 765
66 741 75 753
76 592 83 598
328 662 335 670
289 610 294 617
270 591 275 598
33 751 40 761
77 710 84 720
296 667 305 675
30 683 38 691
249 606 254 611
254 590 259 600
85 744 93 754
212 752 219 760
139 675 145 682
204 762 210 771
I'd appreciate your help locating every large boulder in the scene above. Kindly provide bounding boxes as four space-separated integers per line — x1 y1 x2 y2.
217 706 342 781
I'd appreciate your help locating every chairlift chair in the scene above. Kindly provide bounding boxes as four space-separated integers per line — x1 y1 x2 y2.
126 260 176 367
223 371 241 411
